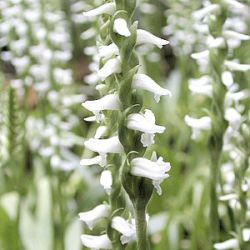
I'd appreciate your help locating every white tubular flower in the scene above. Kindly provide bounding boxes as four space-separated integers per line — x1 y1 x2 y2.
223 30 250 41
127 109 165 147
132 74 171 102
98 43 119 59
184 115 211 140
100 170 112 195
221 71 234 87
80 234 112 249
83 2 116 17
207 36 225 49
80 155 107 167
82 94 121 122
188 76 212 97
111 216 136 245
192 4 220 20
214 239 239 250
84 136 124 154
224 108 241 130
136 29 169 48
130 154 171 195
225 60 250 72
98 57 122 81
113 18 131 37
79 204 111 230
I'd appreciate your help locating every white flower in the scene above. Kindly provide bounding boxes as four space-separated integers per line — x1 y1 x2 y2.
127 109 165 147
100 170 112 195
79 204 111 230
132 73 171 102
136 29 169 48
214 239 239 250
207 36 225 49
221 71 234 87
225 60 250 72
80 155 107 167
111 216 136 244
84 136 124 154
192 4 220 20
224 108 242 130
191 50 209 61
98 57 122 81
188 76 212 97
80 234 112 249
98 43 119 59
82 94 121 122
184 115 211 140
223 30 250 41
83 2 116 17
94 126 108 139
130 153 171 195
113 18 131 37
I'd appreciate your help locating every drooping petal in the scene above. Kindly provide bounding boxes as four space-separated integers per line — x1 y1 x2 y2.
136 29 169 48
133 74 171 102
188 76 212 97
80 154 107 167
98 43 119 59
214 239 239 250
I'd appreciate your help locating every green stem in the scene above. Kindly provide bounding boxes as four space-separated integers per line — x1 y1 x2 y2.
210 156 220 244
134 203 149 250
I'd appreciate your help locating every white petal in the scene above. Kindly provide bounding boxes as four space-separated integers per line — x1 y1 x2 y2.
80 155 105 166
191 50 209 60
223 30 250 41
184 115 211 130
221 71 234 87
141 133 155 147
136 29 169 48
98 57 122 81
100 170 112 195
225 60 250 72
224 108 241 129
84 114 105 122
113 18 131 37
84 136 124 154
243 228 250 242
188 76 212 97
111 216 136 244
133 74 171 102
79 204 110 229
82 94 121 113
80 234 112 249
83 3 116 17
94 126 108 139
98 43 119 59
214 239 239 250
192 4 220 20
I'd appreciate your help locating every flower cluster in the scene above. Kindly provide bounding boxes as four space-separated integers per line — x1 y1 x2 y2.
79 1 171 249
185 0 250 247
0 0 83 171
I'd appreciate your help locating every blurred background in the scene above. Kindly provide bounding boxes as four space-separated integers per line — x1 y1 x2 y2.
0 0 249 249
